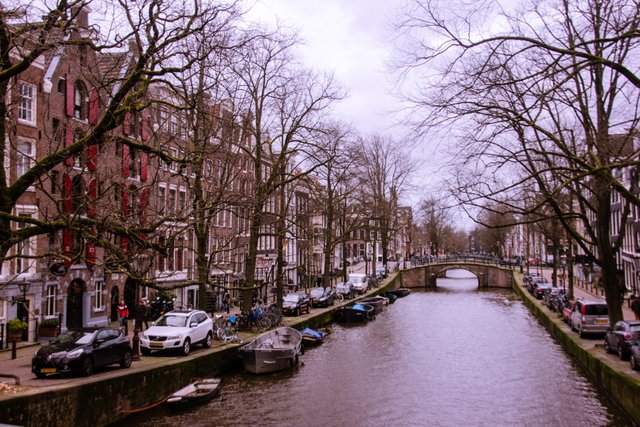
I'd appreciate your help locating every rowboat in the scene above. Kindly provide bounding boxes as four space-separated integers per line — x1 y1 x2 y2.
300 327 326 346
334 303 375 323
394 288 412 298
240 326 303 374
165 378 221 410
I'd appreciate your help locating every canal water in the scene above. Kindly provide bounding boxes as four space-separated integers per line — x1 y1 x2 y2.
123 270 633 426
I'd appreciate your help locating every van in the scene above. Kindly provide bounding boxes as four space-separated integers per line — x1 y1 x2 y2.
348 273 368 295
570 299 609 337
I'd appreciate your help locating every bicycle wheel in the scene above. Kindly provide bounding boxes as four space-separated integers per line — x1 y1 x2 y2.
258 316 271 331
215 316 227 330
216 327 227 341
335 293 344 302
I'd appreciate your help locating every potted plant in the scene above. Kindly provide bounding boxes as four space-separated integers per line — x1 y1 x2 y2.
38 318 59 337
7 318 28 341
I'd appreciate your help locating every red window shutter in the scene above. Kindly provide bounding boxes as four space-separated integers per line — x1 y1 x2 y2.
65 126 74 166
122 186 129 215
121 236 129 255
140 152 148 181
63 174 73 213
88 145 97 171
142 109 149 141
66 76 74 117
86 241 96 268
63 229 73 267
122 145 130 177
89 87 99 125
87 178 97 218
123 112 130 135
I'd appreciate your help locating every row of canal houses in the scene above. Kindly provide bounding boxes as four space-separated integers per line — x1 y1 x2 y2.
1 8 413 342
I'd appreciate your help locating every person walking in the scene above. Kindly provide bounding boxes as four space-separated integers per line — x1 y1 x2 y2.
135 299 149 331
631 294 640 321
117 299 129 330
222 290 230 314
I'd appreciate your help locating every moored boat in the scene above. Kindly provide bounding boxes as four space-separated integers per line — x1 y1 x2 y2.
240 326 302 374
359 296 386 314
394 288 411 298
382 292 398 304
299 327 326 346
334 303 375 323
165 378 221 410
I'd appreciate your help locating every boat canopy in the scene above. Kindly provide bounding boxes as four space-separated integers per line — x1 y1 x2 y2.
299 328 324 339
352 304 367 311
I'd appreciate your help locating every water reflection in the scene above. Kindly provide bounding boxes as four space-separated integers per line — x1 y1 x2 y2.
122 269 632 427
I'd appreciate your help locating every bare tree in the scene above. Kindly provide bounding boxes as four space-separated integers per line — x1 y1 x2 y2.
397 0 640 323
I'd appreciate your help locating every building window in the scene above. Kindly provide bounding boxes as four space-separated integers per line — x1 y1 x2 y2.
16 139 34 177
94 280 105 311
74 81 87 120
179 190 186 216
158 186 166 216
129 148 140 179
18 82 36 124
45 284 58 316
168 188 176 216
15 214 33 274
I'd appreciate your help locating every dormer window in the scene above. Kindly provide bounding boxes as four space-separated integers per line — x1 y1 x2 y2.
74 81 87 120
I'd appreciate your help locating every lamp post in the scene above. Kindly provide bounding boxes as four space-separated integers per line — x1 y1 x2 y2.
18 281 29 341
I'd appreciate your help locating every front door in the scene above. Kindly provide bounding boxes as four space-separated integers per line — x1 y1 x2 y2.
110 286 119 322
16 297 29 341
67 279 85 330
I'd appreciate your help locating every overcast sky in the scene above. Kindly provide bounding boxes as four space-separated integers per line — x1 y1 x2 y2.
247 0 403 136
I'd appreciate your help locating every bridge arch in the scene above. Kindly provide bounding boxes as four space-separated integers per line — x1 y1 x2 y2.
399 261 515 289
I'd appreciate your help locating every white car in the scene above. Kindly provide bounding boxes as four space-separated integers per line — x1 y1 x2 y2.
140 309 213 356
348 273 369 294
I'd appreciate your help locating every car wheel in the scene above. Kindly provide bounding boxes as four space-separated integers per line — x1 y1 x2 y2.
294 307 299 316
35 371 46 379
617 344 627 361
141 347 151 356
604 338 612 354
630 354 639 371
120 349 133 368
181 338 191 356
203 331 213 349
578 326 585 338
81 358 94 377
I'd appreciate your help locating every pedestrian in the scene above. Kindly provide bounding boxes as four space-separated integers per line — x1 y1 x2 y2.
135 299 149 331
631 295 640 321
117 299 128 329
222 290 230 314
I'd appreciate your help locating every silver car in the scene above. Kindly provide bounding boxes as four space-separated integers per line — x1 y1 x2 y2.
570 299 609 338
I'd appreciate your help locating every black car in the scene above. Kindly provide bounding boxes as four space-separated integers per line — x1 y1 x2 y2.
604 320 640 360
32 328 132 378
282 293 311 316
309 287 335 308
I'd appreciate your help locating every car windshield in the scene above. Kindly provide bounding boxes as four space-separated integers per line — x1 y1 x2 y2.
584 304 608 316
74 331 96 345
52 331 89 346
310 288 324 297
284 294 299 303
156 314 188 327
630 325 640 332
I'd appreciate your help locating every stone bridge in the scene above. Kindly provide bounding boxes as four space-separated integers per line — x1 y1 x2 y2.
399 260 515 289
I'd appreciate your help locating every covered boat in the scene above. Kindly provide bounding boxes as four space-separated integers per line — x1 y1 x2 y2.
240 326 302 374
334 303 375 323
299 328 326 346
165 378 221 410
381 292 398 304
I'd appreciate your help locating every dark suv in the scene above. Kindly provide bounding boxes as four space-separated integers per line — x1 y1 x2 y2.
282 293 311 316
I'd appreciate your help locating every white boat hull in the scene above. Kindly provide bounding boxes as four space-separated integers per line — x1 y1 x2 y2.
240 327 302 374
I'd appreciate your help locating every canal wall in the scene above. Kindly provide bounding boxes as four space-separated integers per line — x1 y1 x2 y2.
0 281 397 426
514 277 640 424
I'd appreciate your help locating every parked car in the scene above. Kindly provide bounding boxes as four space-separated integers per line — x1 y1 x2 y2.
366 275 379 288
282 293 311 316
528 276 548 295
534 282 554 300
562 299 577 324
629 343 640 370
570 299 609 337
140 309 213 356
604 320 640 360
348 273 369 294
32 328 132 378
335 282 354 300
309 287 335 308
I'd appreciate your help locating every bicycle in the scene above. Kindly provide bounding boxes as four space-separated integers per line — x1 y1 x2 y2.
248 305 271 332
264 303 283 327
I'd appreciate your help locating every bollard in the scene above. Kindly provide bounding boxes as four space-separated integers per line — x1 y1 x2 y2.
132 328 141 361
11 339 16 360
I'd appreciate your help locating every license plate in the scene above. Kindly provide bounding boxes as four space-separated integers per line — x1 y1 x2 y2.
150 342 164 348
41 368 57 373
595 319 608 324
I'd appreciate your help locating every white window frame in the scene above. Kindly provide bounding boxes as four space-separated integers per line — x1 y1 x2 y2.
94 280 105 311
15 208 36 274
16 138 35 178
18 81 37 125
45 283 58 317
